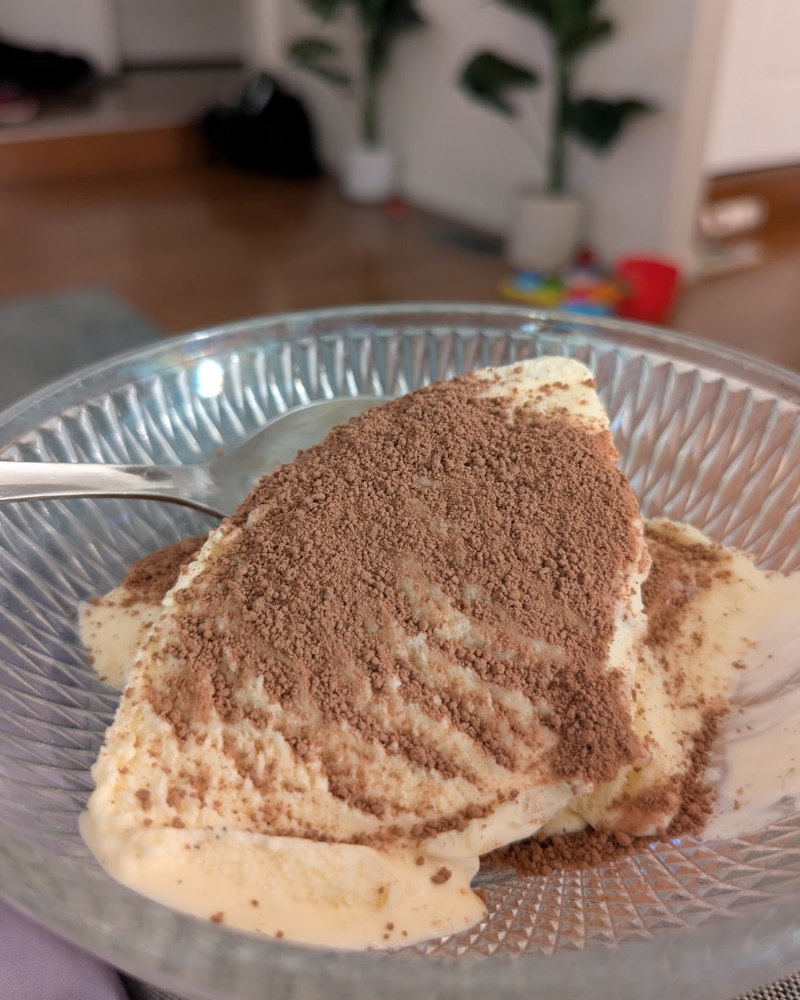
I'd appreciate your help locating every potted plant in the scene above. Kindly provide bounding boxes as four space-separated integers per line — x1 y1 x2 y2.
288 0 426 204
460 0 654 273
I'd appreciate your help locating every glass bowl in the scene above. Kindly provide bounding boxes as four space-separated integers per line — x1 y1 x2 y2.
1 305 799 1000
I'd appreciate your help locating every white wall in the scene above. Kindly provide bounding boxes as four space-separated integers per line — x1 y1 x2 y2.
2 0 120 75
706 0 800 175
384 0 551 235
247 0 725 271
242 0 284 71
569 0 726 268
113 0 245 65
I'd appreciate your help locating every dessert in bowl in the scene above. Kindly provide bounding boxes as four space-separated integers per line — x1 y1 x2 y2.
1 307 800 999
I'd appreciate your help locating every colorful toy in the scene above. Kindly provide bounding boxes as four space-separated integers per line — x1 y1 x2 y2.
615 256 681 324
500 251 682 323
500 252 622 316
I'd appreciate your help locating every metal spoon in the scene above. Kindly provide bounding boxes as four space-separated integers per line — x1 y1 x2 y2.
0 396 388 519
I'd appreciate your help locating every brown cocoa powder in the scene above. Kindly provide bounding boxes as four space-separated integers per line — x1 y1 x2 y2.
108 387 739 875
141 372 645 828
487 710 722 877
642 526 725 649
484 526 732 878
120 535 207 606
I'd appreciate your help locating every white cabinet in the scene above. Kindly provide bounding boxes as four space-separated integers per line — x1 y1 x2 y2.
706 0 800 174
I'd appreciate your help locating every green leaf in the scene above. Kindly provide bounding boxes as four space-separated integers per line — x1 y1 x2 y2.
356 0 386 30
460 51 540 116
496 1 614 55
379 0 426 33
296 0 348 20
565 96 654 150
357 0 425 43
311 65 351 87
288 37 340 61
550 0 603 30
288 37 351 87
559 17 613 57
495 0 557 31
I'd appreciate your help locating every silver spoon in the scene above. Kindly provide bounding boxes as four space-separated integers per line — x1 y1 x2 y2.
0 396 388 519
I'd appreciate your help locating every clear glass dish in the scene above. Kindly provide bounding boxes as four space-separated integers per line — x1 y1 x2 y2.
0 304 799 1000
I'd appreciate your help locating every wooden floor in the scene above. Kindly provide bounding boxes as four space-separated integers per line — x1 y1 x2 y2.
679 165 800 370
2 159 798 370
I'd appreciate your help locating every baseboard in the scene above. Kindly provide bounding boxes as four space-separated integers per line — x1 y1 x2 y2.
120 59 244 72
0 125 205 187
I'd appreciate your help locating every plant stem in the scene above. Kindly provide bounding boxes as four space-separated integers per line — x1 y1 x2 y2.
362 42 379 146
547 56 570 196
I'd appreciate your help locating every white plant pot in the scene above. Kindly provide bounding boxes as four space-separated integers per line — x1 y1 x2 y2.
341 144 396 205
507 194 582 274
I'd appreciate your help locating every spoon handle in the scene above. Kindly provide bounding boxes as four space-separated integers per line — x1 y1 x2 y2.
0 461 223 518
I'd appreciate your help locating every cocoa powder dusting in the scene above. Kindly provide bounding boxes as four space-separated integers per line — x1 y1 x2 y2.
666 709 723 837
642 526 725 649
120 535 207 606
144 371 644 830
490 828 637 876
487 711 722 877
485 527 730 878
135 788 152 810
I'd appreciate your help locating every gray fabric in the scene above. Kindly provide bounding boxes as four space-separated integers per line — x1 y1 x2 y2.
119 971 800 1000
0 897 128 1000
118 972 800 1000
0 286 163 412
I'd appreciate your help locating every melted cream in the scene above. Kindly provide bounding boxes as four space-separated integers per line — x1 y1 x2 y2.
80 818 481 949
704 569 800 840
81 598 157 690
574 519 776 836
553 522 800 840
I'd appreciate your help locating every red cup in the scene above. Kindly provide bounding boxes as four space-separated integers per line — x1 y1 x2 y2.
615 256 681 324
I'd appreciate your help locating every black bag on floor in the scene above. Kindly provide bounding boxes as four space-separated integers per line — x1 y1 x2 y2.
200 73 320 179
0 35 95 93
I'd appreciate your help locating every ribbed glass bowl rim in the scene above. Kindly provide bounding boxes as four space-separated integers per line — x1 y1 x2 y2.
1 303 800 1000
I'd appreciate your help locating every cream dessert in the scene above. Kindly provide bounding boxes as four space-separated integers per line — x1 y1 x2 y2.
80 356 800 948
496 518 800 876
84 536 206 690
81 357 652 948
